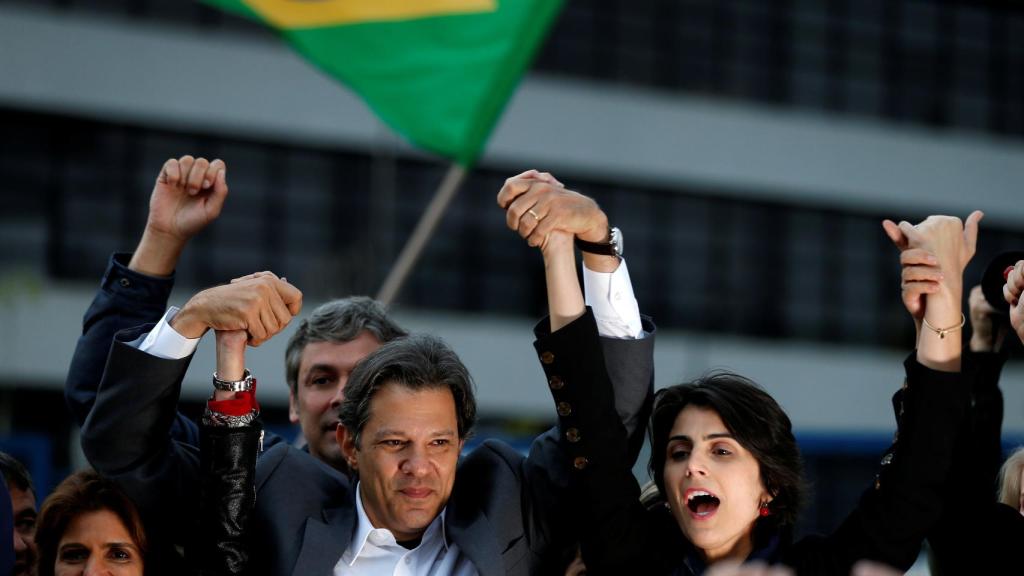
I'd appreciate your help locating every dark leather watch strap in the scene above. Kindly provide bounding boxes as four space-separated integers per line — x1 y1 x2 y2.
575 227 621 257
574 237 616 256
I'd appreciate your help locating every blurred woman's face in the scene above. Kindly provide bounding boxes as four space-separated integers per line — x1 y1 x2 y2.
1018 468 1024 516
662 405 770 564
54 509 143 576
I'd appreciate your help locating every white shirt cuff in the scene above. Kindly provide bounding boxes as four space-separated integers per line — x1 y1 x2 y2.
136 307 201 360
583 259 643 339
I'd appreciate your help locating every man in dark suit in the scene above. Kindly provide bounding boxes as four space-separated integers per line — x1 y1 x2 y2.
241 310 622 575
81 170 655 574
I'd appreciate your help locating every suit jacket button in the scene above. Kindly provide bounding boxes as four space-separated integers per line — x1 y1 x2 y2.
119 277 131 287
540 351 555 365
573 456 589 470
557 402 572 416
548 376 564 390
566 428 580 443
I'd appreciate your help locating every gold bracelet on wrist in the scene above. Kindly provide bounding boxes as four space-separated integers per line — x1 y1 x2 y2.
921 314 966 340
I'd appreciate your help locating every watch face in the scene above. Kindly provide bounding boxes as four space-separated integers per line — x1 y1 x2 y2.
610 227 623 256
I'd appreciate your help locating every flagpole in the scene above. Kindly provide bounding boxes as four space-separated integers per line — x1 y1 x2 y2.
376 162 467 306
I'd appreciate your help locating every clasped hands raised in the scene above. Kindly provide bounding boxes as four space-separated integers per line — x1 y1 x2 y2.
171 271 303 347
882 211 983 331
496 169 610 258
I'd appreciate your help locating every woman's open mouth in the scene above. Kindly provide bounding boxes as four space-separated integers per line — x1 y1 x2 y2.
685 489 721 520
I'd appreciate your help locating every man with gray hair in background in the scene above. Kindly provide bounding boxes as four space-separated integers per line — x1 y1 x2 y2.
282 296 407 468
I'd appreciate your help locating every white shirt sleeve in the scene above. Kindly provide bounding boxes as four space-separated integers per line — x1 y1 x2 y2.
135 306 202 360
583 258 644 339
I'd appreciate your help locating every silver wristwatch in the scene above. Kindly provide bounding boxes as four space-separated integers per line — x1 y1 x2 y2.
212 369 254 393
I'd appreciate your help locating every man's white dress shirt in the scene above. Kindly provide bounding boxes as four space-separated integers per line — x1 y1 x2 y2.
332 482 477 576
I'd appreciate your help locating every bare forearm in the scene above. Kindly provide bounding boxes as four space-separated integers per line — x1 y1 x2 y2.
544 234 585 332
970 329 1006 354
214 332 247 401
129 227 186 277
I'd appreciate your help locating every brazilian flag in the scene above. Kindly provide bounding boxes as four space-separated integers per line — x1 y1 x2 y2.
204 0 565 166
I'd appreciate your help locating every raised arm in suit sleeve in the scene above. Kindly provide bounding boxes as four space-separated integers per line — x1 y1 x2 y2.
63 253 200 445
69 154 229 442
495 172 656 568
784 355 970 573
806 213 978 573
535 309 668 574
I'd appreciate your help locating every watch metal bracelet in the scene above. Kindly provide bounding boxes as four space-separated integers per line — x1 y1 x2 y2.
212 369 254 393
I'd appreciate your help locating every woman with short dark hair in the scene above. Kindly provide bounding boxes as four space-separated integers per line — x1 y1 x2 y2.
646 372 805 548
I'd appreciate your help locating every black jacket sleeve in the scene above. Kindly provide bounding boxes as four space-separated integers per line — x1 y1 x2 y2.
64 253 199 446
926 348 1011 576
535 310 672 574
196 422 261 576
787 355 971 574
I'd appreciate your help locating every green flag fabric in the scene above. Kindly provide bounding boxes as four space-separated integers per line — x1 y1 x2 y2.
205 0 565 166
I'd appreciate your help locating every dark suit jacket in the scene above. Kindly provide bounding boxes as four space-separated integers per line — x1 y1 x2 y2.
248 434 573 576
82 310 654 575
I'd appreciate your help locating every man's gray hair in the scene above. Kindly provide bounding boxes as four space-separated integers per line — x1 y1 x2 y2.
285 296 408 394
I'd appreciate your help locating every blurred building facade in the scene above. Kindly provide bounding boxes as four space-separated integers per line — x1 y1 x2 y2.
1 0 1023 536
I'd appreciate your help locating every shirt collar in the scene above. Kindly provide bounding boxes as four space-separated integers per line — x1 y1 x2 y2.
344 481 451 566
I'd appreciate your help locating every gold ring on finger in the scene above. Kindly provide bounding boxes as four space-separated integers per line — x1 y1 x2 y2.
528 209 543 221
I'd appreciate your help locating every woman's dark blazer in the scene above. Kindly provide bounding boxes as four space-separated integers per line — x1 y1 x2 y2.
540 318 972 576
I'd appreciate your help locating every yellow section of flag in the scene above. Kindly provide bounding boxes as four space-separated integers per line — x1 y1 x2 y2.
242 0 497 29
